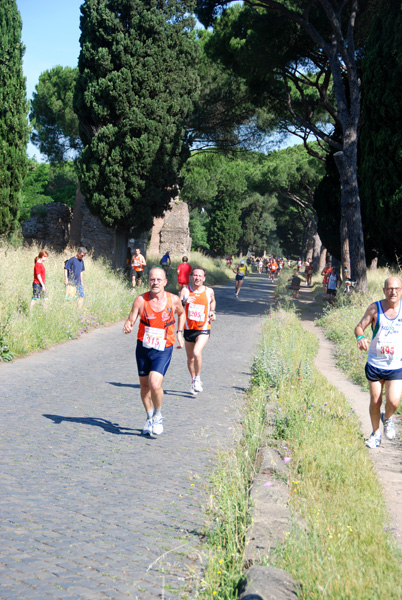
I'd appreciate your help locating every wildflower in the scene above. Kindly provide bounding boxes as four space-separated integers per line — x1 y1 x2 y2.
283 457 291 464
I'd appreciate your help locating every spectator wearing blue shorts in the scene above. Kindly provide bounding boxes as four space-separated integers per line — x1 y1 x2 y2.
123 267 185 437
64 247 87 309
355 276 402 448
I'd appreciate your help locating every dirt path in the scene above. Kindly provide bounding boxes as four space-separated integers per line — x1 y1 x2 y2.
296 284 402 550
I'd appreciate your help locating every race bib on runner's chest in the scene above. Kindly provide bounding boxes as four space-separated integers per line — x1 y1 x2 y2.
143 326 166 351
188 303 205 322
376 342 396 361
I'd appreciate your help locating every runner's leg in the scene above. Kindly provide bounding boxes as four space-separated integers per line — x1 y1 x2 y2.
139 371 164 411
190 335 209 378
368 379 384 432
384 379 402 419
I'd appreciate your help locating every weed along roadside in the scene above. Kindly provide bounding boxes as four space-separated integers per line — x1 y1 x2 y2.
201 308 402 599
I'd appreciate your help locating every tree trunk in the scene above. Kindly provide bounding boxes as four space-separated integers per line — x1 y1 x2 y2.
340 215 350 282
318 246 327 273
333 146 367 292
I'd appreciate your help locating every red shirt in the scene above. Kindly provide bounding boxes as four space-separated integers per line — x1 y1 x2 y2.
177 263 192 285
33 262 46 285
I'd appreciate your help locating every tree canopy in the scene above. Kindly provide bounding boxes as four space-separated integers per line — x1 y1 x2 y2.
0 0 29 235
30 66 82 163
74 0 200 233
195 0 385 288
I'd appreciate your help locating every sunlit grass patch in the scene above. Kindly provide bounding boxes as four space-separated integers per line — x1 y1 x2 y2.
254 309 402 599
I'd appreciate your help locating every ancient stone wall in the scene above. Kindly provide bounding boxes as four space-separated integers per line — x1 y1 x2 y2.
21 203 72 251
149 199 191 258
22 194 192 266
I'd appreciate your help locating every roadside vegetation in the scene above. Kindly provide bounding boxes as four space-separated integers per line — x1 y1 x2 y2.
0 244 231 362
200 298 402 599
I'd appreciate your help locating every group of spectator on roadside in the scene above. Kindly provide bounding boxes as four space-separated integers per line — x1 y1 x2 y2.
30 247 88 312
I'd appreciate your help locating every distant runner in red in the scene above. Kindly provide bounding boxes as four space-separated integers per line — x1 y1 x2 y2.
176 256 192 292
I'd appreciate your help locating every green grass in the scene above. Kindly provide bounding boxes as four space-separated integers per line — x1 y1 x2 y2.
254 309 402 599
0 245 231 361
197 384 268 599
199 305 402 599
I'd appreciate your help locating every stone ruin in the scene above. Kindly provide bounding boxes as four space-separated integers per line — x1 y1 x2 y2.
149 198 192 257
21 187 192 267
22 202 72 251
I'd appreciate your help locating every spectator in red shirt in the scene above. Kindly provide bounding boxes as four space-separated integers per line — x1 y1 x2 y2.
30 250 49 311
177 256 192 291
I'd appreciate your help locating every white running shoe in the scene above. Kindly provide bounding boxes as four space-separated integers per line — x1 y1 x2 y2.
365 430 381 448
142 418 154 436
381 413 396 440
193 379 203 393
152 415 163 436
190 382 198 396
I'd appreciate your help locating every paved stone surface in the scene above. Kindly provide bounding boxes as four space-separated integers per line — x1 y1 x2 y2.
0 275 275 600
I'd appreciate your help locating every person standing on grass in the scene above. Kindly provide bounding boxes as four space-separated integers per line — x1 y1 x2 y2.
123 267 185 437
355 276 402 449
64 247 87 310
160 251 171 275
30 250 49 311
131 248 146 288
176 256 192 292
179 267 216 396
233 260 247 298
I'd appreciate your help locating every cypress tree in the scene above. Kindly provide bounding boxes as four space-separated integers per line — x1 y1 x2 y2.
0 0 29 235
74 0 200 232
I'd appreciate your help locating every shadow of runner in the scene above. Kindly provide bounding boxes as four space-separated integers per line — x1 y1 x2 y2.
106 381 140 389
42 414 142 435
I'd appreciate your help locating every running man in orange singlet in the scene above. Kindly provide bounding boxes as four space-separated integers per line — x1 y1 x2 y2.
123 267 185 437
131 248 146 288
179 267 216 396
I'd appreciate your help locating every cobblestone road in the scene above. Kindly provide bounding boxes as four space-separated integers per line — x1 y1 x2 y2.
0 274 274 600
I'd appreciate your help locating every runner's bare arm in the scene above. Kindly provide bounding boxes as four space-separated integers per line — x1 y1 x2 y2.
209 289 216 322
123 295 144 334
355 302 377 351
173 296 185 348
179 287 189 306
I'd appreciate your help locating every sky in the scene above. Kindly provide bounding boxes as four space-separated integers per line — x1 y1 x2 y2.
16 0 83 160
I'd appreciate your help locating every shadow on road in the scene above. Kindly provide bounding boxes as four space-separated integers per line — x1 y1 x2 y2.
107 381 140 389
43 414 143 435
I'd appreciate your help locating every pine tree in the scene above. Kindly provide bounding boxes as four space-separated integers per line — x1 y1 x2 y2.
74 0 200 232
0 0 29 235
